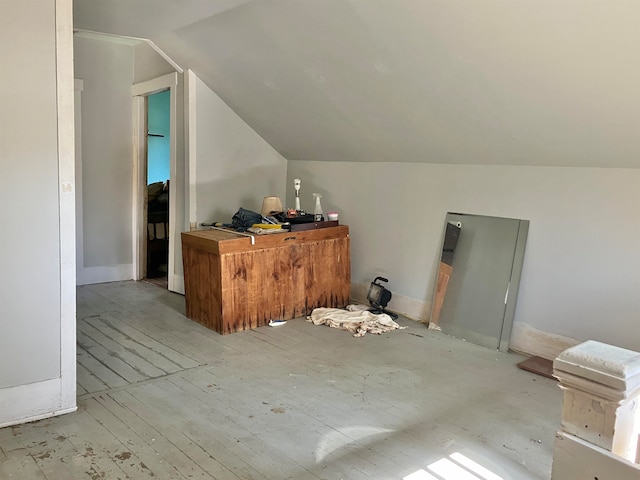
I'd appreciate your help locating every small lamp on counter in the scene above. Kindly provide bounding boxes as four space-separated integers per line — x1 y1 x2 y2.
261 196 283 217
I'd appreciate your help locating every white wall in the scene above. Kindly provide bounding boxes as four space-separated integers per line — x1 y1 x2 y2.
74 36 135 284
287 161 640 356
190 73 287 224
0 0 76 426
90 0 640 169
134 42 176 84
73 42 285 286
76 35 186 288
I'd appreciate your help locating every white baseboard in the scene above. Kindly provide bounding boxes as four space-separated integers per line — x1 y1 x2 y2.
0 378 77 428
170 273 185 295
350 282 431 322
509 322 579 359
77 264 134 285
351 282 579 359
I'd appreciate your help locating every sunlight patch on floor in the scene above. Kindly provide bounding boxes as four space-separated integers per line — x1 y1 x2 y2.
403 469 439 480
315 426 395 463
403 452 504 480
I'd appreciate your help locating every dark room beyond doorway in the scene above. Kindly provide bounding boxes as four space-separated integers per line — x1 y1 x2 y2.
145 90 170 285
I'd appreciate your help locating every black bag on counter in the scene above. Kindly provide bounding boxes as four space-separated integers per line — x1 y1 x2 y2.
231 208 262 232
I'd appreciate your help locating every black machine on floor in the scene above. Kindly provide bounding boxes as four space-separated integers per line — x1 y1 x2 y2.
367 276 398 319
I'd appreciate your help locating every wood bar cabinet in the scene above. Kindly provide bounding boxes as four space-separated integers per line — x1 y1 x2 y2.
181 225 351 334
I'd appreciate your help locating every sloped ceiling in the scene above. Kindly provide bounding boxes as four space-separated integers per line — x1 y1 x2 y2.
74 0 640 167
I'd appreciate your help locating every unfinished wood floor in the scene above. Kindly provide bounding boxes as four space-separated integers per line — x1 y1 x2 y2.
1 281 562 480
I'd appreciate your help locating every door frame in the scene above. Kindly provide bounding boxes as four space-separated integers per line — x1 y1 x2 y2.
74 79 84 281
132 73 178 290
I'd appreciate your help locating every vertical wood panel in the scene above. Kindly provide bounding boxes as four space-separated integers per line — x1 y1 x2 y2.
221 252 249 334
269 247 287 321
333 236 351 307
208 250 222 332
306 241 328 310
245 251 265 329
430 262 452 326
182 245 197 319
287 244 307 319
304 237 350 311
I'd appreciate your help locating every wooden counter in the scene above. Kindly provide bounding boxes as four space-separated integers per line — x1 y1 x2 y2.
181 225 351 334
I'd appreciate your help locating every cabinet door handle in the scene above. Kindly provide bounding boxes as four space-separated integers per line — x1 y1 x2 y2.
284 236 297 241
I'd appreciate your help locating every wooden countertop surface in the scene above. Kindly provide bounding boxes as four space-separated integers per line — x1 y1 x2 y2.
181 225 349 254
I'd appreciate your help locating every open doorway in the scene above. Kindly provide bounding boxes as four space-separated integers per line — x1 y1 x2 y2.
132 73 178 292
145 90 171 286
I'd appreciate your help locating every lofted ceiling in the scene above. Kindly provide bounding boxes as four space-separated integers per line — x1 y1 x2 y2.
74 0 640 167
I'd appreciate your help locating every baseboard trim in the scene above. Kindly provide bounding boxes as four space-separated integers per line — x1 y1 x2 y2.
509 322 579 360
170 273 185 295
0 378 77 428
77 264 134 285
350 282 579 359
350 282 431 322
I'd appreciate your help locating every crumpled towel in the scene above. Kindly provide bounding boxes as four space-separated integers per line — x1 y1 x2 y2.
307 306 407 337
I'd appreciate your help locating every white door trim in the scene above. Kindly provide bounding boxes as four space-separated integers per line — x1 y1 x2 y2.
185 69 197 228
132 72 178 97
132 73 178 290
132 95 147 281
74 79 84 282
56 0 77 416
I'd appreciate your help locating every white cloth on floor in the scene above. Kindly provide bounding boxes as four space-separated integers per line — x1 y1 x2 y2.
307 306 407 337
345 304 369 312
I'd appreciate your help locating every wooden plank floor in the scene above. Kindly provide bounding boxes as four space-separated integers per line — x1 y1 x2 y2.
1 281 562 479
